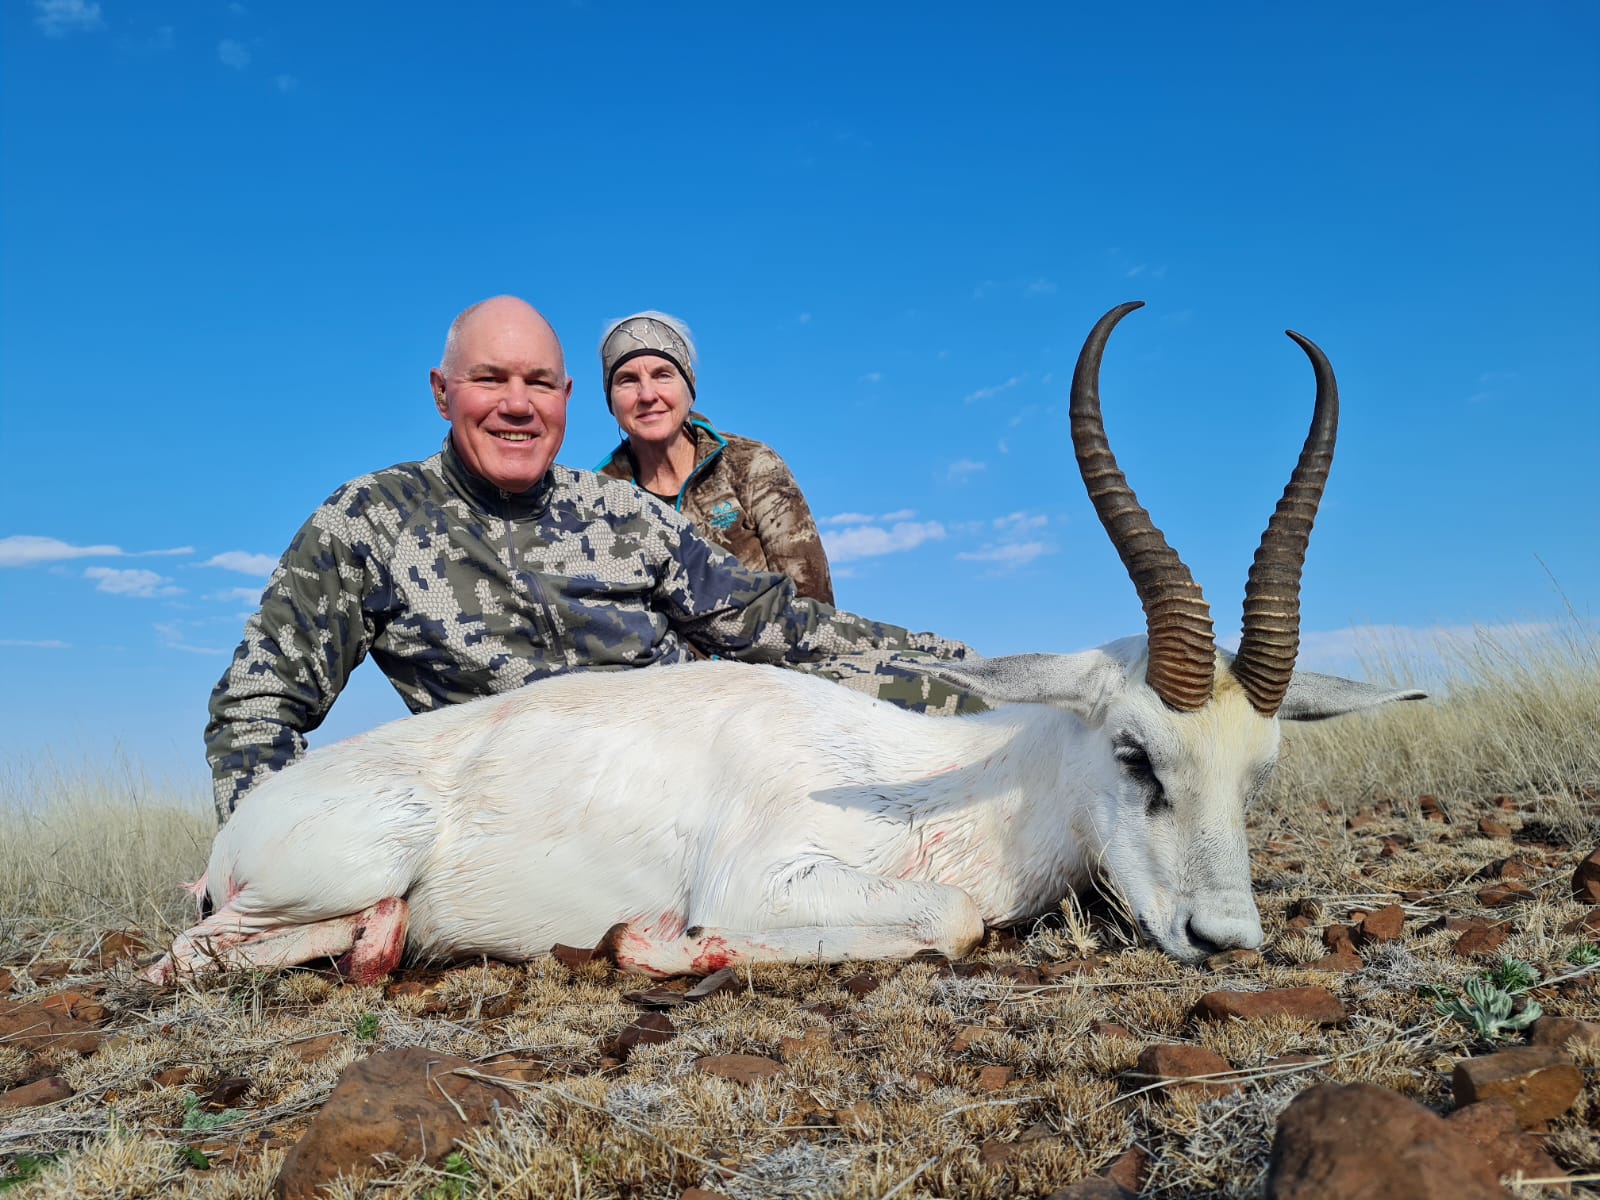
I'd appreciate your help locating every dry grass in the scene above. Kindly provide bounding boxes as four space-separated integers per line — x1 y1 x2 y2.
2 624 1597 1198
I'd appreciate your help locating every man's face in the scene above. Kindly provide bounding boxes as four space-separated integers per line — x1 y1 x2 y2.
609 354 693 448
431 305 573 493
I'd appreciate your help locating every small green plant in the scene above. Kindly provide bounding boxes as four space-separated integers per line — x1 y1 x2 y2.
0 1154 58 1192
1565 943 1600 967
423 1151 477 1199
180 1092 246 1134
353 1012 381 1041
1485 956 1540 992
1436 977 1543 1041
176 1147 211 1170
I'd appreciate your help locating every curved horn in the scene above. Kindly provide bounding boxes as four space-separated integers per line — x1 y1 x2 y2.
1232 330 1339 715
1071 302 1215 711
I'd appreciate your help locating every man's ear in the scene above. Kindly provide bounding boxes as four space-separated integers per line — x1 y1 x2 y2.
429 369 449 419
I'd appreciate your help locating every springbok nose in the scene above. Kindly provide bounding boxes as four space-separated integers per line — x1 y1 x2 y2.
1185 909 1263 955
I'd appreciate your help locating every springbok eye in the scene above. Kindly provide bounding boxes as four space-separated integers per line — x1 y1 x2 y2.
1114 743 1170 814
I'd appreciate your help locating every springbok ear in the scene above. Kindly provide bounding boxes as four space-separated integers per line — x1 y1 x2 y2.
927 651 1129 724
1278 671 1427 722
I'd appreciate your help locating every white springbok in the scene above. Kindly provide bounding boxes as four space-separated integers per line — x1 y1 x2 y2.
147 303 1422 984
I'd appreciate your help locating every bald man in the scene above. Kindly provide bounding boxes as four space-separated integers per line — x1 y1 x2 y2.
206 297 979 820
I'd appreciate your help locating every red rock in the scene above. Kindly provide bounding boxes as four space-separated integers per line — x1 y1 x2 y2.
839 972 880 996
1192 987 1346 1027
1572 848 1600 904
1043 1180 1138 1200
1529 1016 1600 1051
950 1025 991 1053
611 1012 676 1056
684 967 740 1000
202 1075 252 1110
476 1058 547 1083
1477 818 1512 840
694 1054 781 1085
150 1066 195 1089
1264 1082 1506 1199
94 929 150 967
1286 915 1315 930
1476 881 1533 907
1308 949 1363 972
1491 794 1518 810
978 1139 1017 1169
283 1034 346 1063
1134 1044 1239 1097
832 1100 875 1135
1559 909 1600 936
1346 808 1378 831
1287 898 1324 922
778 1030 832 1061
1355 904 1406 943
1104 1145 1147 1191
274 1048 508 1199
1482 857 1534 881
0 999 104 1055
1453 921 1511 958
681 1190 731 1200
0 1076 74 1110
30 961 73 982
1451 1046 1583 1127
1323 924 1357 950
0 969 14 994
975 1064 1013 1091
1090 1020 1134 1040
549 943 597 970
1417 794 1449 822
1446 1099 1568 1192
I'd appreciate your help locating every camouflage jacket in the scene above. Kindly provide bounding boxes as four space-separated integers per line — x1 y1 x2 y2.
596 415 834 604
206 437 973 819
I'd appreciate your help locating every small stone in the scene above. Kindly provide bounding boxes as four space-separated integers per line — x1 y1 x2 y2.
284 1034 346 1063
1418 794 1449 822
832 1100 875 1135
273 1047 507 1200
549 943 597 970
1491 794 1518 810
0 999 104 1055
1452 921 1510 958
1204 948 1262 970
611 1012 675 1056
1090 1020 1134 1040
1477 817 1512 840
1043 1179 1139 1199
477 1058 547 1083
1559 908 1600 936
1133 1044 1238 1097
1104 1145 1147 1191
684 967 739 1000
0 1076 73 1110
1264 1082 1504 1199
150 1066 195 1089
1481 856 1534 881
1192 987 1346 1027
202 1075 252 1110
1355 904 1406 943
1346 808 1378 831
978 1140 1017 1169
1451 1046 1584 1127
0 969 14 994
94 929 150 967
778 1030 832 1062
1446 1099 1568 1192
1476 881 1534 907
1530 1016 1600 1051
1572 848 1600 904
950 1025 991 1053
681 1190 731 1200
621 986 686 1008
839 972 880 997
1322 924 1357 950
975 1064 1013 1091
694 1054 781 1085
1286 898 1323 922
1308 949 1363 973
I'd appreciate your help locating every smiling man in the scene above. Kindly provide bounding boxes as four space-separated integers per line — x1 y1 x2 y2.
205 296 980 820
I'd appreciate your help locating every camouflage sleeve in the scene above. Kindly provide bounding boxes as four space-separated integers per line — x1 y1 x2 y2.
654 520 974 665
203 494 380 820
742 442 835 605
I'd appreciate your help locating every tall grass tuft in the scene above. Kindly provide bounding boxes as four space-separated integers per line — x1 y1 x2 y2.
1264 616 1600 843
0 750 213 958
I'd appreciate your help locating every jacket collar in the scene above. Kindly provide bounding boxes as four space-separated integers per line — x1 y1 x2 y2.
596 412 727 489
440 434 555 518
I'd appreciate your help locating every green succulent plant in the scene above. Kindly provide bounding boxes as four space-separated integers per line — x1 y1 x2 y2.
1436 977 1543 1041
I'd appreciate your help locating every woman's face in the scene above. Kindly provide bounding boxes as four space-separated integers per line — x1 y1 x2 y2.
610 354 692 447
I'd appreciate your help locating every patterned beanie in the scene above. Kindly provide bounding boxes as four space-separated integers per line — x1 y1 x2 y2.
599 311 698 405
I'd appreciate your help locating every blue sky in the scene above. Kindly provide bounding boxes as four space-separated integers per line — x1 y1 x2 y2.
2 1 1596 785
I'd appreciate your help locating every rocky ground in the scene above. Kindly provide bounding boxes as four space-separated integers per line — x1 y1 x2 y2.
1 790 1597 1199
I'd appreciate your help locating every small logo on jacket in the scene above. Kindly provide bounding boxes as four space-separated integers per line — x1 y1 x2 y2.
707 501 740 530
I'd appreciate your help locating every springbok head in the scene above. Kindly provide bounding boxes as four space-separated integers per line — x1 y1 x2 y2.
940 302 1423 961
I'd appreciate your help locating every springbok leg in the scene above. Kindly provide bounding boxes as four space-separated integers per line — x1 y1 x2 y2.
599 865 985 977
144 898 408 985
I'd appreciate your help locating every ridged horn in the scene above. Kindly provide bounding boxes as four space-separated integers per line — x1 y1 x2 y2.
1232 330 1339 715
1071 302 1215 711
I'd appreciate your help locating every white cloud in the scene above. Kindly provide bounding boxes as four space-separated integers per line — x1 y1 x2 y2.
0 639 70 649
963 375 1025 404
0 535 192 567
946 459 987 483
994 511 1048 533
818 509 917 527
861 371 883 384
83 567 182 598
218 38 251 68
34 0 102 36
155 622 225 655
957 541 1052 569
209 586 264 604
1024 278 1058 296
824 521 946 564
203 550 277 576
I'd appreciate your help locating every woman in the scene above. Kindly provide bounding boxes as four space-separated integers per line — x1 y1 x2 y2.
596 311 835 604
